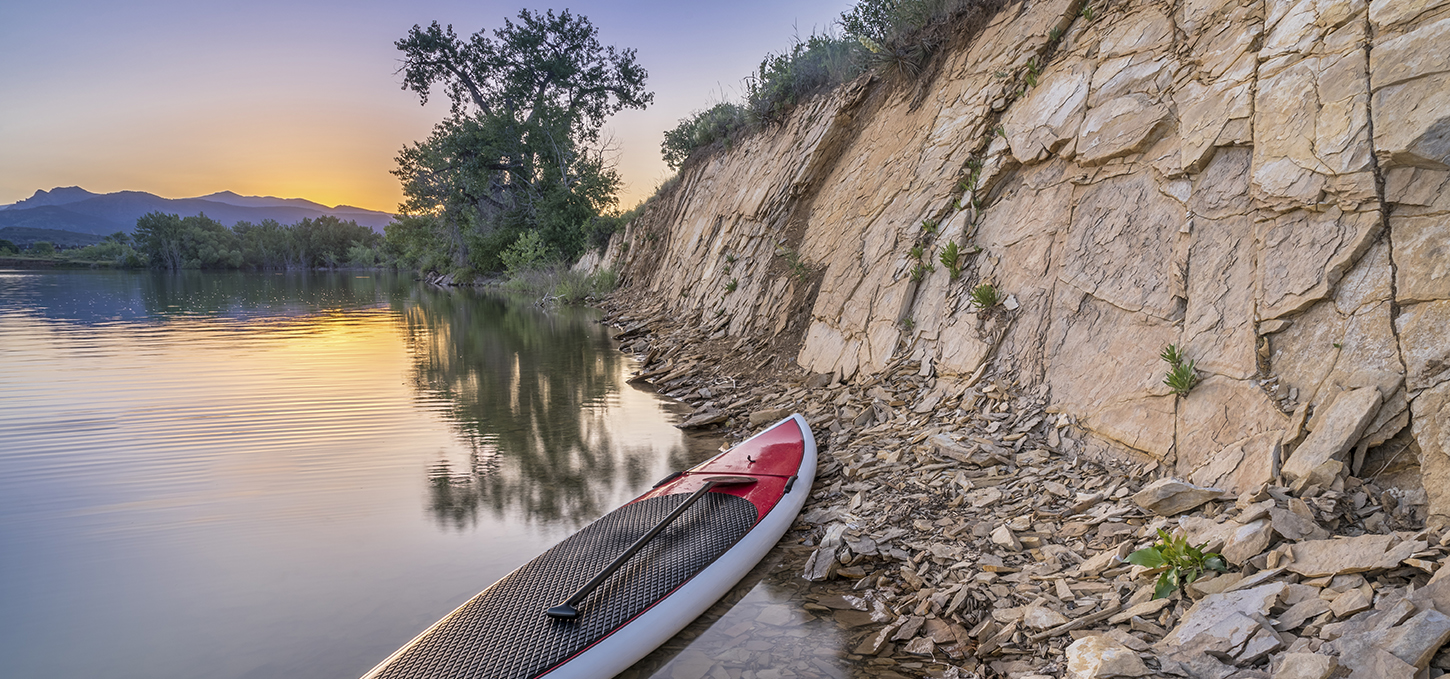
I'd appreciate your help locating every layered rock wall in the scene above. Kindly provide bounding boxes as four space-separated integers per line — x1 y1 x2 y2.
611 0 1450 523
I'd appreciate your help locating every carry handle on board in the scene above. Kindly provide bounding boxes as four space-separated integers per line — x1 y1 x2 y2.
545 475 758 620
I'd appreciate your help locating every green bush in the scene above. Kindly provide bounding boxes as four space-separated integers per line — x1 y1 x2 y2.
30 241 56 257
661 102 750 169
843 0 1004 74
462 218 528 274
658 0 1008 179
347 243 380 267
71 240 145 267
500 230 551 276
746 34 861 125
661 32 862 169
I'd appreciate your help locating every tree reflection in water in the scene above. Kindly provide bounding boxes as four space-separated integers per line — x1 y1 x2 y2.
0 268 691 531
400 287 684 530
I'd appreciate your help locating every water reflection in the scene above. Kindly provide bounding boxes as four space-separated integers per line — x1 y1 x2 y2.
398 288 708 530
0 269 396 324
0 269 721 679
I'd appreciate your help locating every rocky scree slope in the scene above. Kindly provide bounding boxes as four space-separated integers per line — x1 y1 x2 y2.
600 301 1447 679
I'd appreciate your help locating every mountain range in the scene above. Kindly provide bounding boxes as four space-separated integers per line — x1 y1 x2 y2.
0 188 395 239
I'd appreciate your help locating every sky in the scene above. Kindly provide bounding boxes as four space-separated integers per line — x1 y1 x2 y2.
0 0 855 213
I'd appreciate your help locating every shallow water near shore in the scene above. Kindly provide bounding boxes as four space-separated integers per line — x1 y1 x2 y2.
0 269 852 679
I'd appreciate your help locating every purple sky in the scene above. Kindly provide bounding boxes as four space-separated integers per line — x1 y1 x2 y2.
0 0 853 212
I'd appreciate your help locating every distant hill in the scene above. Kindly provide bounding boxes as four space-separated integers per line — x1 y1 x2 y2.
194 190 334 211
0 187 396 236
0 186 103 209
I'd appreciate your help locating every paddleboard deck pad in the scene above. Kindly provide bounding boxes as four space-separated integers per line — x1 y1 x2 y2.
362 414 817 679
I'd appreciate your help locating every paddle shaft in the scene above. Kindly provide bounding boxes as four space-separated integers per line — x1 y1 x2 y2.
546 476 756 619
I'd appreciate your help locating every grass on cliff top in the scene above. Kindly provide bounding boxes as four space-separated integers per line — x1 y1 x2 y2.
660 0 1008 171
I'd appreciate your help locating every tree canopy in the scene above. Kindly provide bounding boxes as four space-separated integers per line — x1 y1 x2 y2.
390 9 651 276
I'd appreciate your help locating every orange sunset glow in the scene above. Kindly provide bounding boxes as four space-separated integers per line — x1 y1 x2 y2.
1 0 854 213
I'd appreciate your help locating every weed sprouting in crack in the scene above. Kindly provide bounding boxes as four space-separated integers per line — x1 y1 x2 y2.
1161 343 1199 397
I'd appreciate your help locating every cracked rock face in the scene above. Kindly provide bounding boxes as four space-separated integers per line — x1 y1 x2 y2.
609 0 1450 520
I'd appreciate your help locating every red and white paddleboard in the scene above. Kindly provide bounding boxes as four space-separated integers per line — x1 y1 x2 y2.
361 414 818 679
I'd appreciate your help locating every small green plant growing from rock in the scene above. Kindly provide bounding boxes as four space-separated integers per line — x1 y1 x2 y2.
1166 361 1200 397
724 252 737 264
1127 529 1228 599
910 245 924 261
1081 4 1098 20
910 262 934 282
970 283 1000 309
921 218 939 235
900 317 915 331
1024 58 1040 87
725 278 738 293
1161 344 1199 397
1049 27 1062 42
939 241 963 280
994 125 1006 138
777 245 812 282
960 157 984 194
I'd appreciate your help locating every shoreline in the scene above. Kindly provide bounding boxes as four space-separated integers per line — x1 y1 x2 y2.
596 289 1449 678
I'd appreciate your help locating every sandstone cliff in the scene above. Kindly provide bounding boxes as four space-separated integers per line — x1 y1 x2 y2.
609 0 1450 525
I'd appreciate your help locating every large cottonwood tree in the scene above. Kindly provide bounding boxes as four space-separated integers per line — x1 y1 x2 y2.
391 9 651 273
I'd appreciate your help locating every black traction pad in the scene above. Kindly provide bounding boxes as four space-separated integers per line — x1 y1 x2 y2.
370 492 759 679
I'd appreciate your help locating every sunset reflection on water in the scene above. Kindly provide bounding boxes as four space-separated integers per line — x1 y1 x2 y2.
0 270 717 679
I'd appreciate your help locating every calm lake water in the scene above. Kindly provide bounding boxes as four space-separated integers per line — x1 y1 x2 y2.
0 269 740 679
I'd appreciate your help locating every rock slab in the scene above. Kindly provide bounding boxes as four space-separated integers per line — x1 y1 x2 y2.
1133 478 1226 516
1281 387 1383 482
1066 635 1149 678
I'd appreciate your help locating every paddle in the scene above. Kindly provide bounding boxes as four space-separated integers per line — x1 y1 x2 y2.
545 475 758 620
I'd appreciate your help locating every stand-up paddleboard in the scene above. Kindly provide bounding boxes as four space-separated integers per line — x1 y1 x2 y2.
361 414 817 679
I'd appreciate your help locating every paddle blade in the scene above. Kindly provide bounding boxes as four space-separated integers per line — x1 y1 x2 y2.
545 603 579 619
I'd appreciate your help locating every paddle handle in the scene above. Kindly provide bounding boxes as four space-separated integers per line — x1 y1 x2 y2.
545 476 753 619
